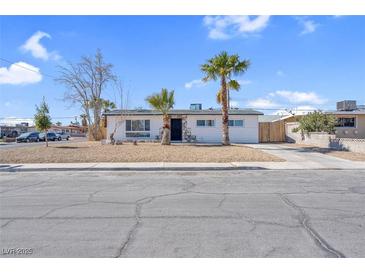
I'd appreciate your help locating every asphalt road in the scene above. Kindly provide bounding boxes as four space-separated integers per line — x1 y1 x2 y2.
1 170 365 258
0 137 87 150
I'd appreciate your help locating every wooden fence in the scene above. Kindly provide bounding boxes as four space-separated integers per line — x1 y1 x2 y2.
259 120 285 143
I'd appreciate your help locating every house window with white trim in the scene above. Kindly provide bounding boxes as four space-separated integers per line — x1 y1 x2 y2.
336 117 356 127
196 120 215 127
126 120 150 137
228 119 244 127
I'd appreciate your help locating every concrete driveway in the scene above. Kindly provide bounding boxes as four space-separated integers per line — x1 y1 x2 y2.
1 170 365 257
246 143 362 169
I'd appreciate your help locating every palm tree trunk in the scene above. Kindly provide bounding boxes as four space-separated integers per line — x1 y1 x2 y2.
220 76 230 145
161 114 170 145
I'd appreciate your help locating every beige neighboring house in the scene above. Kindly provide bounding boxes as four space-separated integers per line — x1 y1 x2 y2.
326 100 365 139
281 100 365 139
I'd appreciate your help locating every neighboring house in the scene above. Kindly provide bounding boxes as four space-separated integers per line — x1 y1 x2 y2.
326 101 365 139
49 125 86 137
279 100 365 140
104 104 263 143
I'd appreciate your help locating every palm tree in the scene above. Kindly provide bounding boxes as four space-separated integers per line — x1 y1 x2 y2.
145 88 175 145
101 99 117 113
201 51 250 145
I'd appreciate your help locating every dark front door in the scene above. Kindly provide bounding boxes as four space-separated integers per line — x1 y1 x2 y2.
170 119 182 141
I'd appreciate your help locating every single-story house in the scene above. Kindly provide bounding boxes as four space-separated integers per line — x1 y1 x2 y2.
267 100 365 140
49 125 86 137
328 111 365 139
325 100 365 139
104 105 263 143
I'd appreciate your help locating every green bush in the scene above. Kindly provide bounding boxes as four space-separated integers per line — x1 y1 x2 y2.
292 111 336 134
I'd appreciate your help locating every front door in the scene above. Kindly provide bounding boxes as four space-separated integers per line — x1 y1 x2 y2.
170 119 182 141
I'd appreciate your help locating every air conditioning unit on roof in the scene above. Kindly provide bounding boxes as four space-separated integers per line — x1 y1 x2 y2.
336 100 357 111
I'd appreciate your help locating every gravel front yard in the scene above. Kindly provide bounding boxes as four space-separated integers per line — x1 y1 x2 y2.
0 142 283 163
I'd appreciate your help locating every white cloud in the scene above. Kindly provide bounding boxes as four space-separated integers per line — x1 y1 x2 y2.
276 70 285 77
203 16 270 40
273 90 327 104
0 62 42 85
247 98 278 109
21 31 61 61
295 17 319 35
184 79 207 89
4 102 11 107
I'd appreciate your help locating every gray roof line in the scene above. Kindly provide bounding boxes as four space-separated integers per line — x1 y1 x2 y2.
104 108 263 116
326 110 365 115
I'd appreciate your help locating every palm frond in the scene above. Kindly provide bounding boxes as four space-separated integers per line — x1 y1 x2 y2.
216 89 222 104
228 79 240 91
145 88 175 114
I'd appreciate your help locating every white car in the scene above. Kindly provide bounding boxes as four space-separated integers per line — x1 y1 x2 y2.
56 133 71 141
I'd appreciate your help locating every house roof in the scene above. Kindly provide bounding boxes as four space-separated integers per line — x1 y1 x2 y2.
326 110 365 115
258 115 285 123
104 108 264 116
51 125 85 130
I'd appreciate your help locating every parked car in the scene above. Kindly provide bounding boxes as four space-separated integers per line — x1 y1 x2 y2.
39 132 60 141
16 132 40 143
56 132 71 140
7 130 19 138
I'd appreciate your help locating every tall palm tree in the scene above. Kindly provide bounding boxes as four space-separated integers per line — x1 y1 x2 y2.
145 88 175 145
201 51 250 145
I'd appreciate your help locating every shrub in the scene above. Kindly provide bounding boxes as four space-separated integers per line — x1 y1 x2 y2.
292 111 336 134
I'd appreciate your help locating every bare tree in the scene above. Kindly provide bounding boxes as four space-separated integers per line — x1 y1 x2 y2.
109 79 130 145
56 49 116 141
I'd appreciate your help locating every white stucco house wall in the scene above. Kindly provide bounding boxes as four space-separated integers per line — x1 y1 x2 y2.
103 107 263 144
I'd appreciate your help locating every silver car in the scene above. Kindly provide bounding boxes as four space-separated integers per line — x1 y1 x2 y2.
56 132 71 140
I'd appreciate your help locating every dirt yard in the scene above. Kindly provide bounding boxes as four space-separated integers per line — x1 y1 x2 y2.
284 143 365 161
0 142 283 163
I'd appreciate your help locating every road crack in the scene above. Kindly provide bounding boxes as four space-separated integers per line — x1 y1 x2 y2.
278 194 345 258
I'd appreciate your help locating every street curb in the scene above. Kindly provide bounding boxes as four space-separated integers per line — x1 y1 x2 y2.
0 166 268 172
0 167 357 172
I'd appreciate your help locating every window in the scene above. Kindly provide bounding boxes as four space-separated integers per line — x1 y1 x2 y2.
196 120 215 127
125 120 151 138
228 120 244 127
336 117 356 127
126 120 150 131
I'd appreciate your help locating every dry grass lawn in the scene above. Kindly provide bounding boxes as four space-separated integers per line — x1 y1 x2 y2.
0 142 283 163
284 143 365 161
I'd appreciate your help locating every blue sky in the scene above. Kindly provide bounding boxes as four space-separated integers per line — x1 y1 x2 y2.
0 16 364 125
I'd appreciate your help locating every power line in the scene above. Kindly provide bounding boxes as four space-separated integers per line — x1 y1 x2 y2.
0 57 56 79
